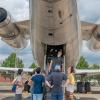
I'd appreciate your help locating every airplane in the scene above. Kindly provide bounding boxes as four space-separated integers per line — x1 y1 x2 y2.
0 0 100 72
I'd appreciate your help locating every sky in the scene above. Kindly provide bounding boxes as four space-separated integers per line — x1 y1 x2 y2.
77 0 100 23
77 0 100 64
1 0 100 67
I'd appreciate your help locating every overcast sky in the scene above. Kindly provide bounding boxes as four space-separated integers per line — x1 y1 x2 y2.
77 0 100 64
0 0 100 67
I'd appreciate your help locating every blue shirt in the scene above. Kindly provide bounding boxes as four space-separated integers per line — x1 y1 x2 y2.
31 74 45 94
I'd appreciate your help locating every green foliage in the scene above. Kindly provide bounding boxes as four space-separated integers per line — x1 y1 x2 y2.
90 64 100 69
76 56 89 69
1 53 24 68
30 63 37 69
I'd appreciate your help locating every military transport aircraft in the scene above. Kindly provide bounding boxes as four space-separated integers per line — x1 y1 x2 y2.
0 0 100 71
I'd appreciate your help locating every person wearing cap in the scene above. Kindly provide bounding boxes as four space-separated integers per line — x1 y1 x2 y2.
47 65 67 100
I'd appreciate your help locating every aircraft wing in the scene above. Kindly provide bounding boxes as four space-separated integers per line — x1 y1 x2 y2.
81 21 97 40
15 20 29 29
15 20 30 38
81 21 100 50
0 19 30 48
0 7 30 48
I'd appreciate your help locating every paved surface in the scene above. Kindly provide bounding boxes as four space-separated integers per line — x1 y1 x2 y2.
0 94 100 100
0 93 100 100
0 86 100 100
0 93 31 100
75 94 100 100
75 87 100 100
1 97 30 100
0 94 99 100
77 98 97 100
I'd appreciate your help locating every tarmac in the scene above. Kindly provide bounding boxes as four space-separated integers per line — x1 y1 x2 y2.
0 86 100 100
0 92 30 100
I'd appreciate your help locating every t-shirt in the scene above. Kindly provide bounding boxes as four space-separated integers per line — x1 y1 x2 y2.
31 74 45 94
68 73 75 85
15 75 23 94
47 71 67 95
51 57 64 72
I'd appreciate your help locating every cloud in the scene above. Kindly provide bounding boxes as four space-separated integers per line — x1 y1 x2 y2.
77 0 100 23
1 0 100 66
81 41 100 64
0 0 29 21
0 40 14 54
0 38 5 48
0 0 31 67
76 0 100 64
18 53 34 67
96 19 100 24
0 39 33 67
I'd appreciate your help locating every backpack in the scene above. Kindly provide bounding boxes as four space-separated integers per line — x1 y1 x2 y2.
11 77 18 92
12 84 17 92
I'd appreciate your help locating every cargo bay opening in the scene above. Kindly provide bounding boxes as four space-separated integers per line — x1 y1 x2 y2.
44 44 66 73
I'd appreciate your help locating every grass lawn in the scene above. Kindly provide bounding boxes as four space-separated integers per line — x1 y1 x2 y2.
0 82 11 86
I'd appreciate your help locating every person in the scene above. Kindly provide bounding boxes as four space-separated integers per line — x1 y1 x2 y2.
12 69 24 100
47 65 67 100
42 70 48 100
65 66 75 100
48 50 64 73
28 67 45 100
29 69 36 100
24 80 30 93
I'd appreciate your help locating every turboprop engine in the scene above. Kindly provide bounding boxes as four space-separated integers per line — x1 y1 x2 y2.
88 26 100 51
0 7 28 48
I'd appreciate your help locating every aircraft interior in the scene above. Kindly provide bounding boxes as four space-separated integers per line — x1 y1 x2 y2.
45 44 66 72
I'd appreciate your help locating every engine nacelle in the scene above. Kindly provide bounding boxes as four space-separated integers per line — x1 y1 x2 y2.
87 31 100 51
0 7 28 48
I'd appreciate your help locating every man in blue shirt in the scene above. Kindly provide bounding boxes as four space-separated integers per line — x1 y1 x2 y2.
29 67 45 100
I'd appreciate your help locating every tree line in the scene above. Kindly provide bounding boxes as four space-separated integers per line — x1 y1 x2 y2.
0 53 100 69
0 53 36 68
76 56 100 69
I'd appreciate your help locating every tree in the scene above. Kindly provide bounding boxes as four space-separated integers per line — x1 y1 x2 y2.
76 56 89 69
1 53 24 68
30 63 37 69
90 64 100 69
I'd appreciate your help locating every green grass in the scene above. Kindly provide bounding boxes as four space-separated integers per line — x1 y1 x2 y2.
0 82 11 86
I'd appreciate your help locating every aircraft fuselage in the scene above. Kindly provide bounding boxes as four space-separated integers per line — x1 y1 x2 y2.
30 0 81 69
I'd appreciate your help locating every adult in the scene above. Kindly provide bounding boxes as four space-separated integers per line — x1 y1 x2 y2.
42 70 48 100
12 69 24 100
28 67 45 100
48 50 64 73
29 69 36 100
65 66 75 100
47 65 67 100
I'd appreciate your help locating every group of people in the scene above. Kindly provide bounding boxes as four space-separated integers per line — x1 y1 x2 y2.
12 50 75 100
